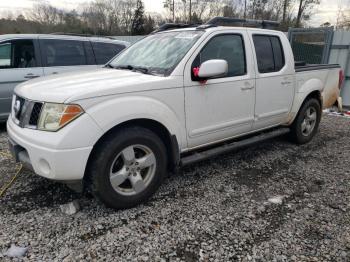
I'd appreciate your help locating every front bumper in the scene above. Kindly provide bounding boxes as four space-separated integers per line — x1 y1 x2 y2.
8 136 34 171
6 114 103 181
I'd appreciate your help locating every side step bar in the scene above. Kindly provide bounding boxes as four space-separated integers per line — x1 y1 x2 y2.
180 128 290 166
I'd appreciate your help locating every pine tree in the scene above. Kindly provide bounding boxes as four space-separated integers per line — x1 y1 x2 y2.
144 15 155 34
131 0 145 35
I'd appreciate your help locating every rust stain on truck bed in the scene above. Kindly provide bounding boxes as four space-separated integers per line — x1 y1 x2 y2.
323 86 340 109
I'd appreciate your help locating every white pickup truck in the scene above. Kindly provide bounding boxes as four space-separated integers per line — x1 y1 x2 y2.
7 20 343 209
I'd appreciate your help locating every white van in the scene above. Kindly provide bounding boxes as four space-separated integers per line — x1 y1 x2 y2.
0 34 129 121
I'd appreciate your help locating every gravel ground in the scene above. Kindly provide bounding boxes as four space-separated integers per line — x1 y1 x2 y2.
0 114 349 261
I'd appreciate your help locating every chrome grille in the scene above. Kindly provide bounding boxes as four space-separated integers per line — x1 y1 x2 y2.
13 95 43 129
29 102 43 126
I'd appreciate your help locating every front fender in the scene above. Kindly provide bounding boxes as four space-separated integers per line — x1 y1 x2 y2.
85 96 186 148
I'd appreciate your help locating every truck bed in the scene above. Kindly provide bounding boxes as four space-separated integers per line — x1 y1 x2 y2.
295 63 340 72
295 63 341 108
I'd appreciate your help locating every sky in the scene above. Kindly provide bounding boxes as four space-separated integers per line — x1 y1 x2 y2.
0 0 163 13
0 0 349 27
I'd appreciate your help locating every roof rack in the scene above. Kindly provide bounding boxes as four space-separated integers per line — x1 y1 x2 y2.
152 17 280 33
205 17 280 29
152 23 199 33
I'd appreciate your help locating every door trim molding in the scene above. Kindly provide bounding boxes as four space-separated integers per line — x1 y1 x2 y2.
189 117 254 138
256 109 289 120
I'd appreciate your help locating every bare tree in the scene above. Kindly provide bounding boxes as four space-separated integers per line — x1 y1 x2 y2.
81 0 137 35
282 0 290 23
337 10 350 29
0 0 325 35
81 1 109 34
296 0 320 27
29 2 63 25
191 0 212 21
120 0 137 34
163 0 187 22
163 0 175 22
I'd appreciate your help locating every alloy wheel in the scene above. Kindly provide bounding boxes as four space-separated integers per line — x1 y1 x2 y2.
301 106 317 137
109 144 156 196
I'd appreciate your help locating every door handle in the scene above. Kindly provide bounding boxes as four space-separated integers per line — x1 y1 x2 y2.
24 73 40 79
281 77 292 85
52 72 58 75
241 82 254 90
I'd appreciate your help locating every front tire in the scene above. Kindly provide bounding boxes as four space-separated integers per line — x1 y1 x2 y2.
87 126 167 209
290 98 321 144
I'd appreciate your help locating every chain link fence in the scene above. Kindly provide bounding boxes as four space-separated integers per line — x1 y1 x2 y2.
288 27 334 64
288 27 350 107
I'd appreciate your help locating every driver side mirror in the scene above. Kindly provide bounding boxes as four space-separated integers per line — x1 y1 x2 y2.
196 59 228 80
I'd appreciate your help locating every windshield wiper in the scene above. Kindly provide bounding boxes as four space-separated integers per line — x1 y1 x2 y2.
105 64 115 69
111 65 152 75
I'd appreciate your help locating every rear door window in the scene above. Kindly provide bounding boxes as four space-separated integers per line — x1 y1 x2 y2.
270 36 285 71
92 42 125 64
0 40 37 69
40 39 87 67
253 35 285 73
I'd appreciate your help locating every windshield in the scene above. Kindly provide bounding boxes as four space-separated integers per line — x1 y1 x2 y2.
109 30 204 76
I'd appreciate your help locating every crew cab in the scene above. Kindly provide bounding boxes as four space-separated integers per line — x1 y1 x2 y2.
7 19 343 209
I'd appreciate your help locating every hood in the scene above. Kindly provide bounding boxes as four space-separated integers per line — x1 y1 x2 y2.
15 68 176 103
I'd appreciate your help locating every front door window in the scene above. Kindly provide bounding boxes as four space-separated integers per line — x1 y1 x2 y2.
192 34 246 81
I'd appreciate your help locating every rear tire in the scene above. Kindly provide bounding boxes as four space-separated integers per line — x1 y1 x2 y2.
87 126 167 209
290 98 321 144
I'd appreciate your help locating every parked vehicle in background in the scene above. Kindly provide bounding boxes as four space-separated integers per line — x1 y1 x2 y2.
0 34 129 121
7 18 344 209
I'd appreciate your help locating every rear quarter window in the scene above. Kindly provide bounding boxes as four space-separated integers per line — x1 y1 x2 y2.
270 36 285 71
92 42 126 64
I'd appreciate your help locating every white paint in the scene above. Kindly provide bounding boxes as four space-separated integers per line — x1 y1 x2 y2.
248 29 295 130
198 59 228 78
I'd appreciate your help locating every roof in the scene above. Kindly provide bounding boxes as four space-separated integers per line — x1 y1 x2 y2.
0 34 130 46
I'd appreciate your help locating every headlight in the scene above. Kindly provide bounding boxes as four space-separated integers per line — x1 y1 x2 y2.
38 103 84 131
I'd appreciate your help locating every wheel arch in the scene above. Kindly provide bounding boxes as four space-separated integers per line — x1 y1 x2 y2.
287 89 323 125
84 118 181 181
292 90 323 125
304 90 323 108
